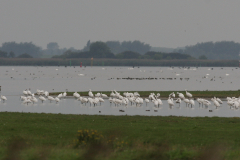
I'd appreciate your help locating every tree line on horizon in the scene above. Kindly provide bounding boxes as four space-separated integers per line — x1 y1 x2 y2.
0 40 239 60
52 41 194 60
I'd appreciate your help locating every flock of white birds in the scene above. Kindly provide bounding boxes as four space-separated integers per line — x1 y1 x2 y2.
0 89 234 110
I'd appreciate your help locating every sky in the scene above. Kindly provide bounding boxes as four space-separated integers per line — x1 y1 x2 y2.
0 0 240 49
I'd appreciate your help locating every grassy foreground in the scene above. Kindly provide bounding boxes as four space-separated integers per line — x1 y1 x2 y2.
50 90 240 98
1 113 240 159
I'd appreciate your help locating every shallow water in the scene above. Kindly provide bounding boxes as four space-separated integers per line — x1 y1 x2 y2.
0 66 239 117
0 96 239 117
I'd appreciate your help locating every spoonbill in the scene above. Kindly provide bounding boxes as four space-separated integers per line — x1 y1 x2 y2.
88 89 94 98
145 98 150 106
189 99 195 108
167 97 174 108
175 98 181 107
55 97 60 104
177 92 185 99
183 98 190 107
1 95 7 103
185 89 192 98
39 96 46 103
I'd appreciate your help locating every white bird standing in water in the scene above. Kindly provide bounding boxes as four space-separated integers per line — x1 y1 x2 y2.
185 89 192 98
211 98 220 109
189 99 195 108
30 96 38 104
175 98 181 107
177 92 185 99
63 92 67 98
23 99 32 105
167 97 174 108
145 98 150 106
169 92 175 98
57 93 63 99
1 95 7 103
55 97 60 104
39 96 46 103
48 96 55 103
183 98 190 107
88 89 94 98
23 90 28 96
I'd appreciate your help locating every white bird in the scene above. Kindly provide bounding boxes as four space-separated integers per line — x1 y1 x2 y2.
55 97 60 104
215 97 223 104
30 97 38 104
88 98 93 107
203 100 211 108
185 89 192 98
177 92 185 99
39 96 46 103
44 91 49 97
175 98 181 107
109 97 113 106
196 98 202 107
145 98 150 106
211 98 220 109
73 92 80 99
169 92 175 98
48 96 55 103
110 91 116 97
100 93 108 98
57 93 63 99
234 101 239 109
20 96 27 101
152 99 159 108
189 99 195 108
27 89 32 95
23 90 28 96
95 93 101 97
88 89 94 98
134 92 140 97
23 99 32 105
63 92 67 98
1 95 7 103
227 100 234 109
183 98 190 107
157 98 163 107
167 97 174 108
98 97 104 105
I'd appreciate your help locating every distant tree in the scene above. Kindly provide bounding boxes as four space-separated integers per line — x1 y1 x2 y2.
1 42 41 57
116 51 141 59
47 42 59 50
17 53 33 58
184 41 240 60
9 51 15 58
0 50 8 58
89 41 114 58
121 40 151 54
199 55 207 60
106 41 122 54
154 54 163 60
81 40 91 52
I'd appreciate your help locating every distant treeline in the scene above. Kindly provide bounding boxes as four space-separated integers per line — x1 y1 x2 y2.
183 41 240 60
1 40 240 60
52 41 193 60
0 40 151 58
82 40 151 54
0 58 238 67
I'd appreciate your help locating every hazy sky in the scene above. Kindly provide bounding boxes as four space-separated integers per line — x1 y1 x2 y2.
1 0 240 49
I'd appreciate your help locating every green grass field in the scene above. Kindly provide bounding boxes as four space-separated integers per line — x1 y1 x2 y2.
1 112 240 160
50 90 240 99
